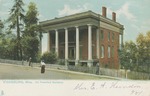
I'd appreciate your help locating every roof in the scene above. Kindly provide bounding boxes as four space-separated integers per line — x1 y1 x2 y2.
40 10 124 32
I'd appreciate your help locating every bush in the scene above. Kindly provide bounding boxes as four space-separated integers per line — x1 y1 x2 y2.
41 52 57 64
58 59 65 65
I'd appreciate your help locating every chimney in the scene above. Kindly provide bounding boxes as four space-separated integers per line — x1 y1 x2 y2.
102 7 107 17
112 12 116 22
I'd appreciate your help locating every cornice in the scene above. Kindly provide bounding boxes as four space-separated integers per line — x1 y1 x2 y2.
40 10 124 30
40 11 99 26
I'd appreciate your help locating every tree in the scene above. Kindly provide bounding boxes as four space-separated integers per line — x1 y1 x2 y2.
0 29 18 59
0 20 4 39
119 41 138 71
7 0 25 60
136 31 150 73
119 31 150 73
22 2 40 62
0 20 4 33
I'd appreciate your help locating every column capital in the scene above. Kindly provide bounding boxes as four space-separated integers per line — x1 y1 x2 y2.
87 24 92 26
55 29 58 31
75 26 79 28
64 27 68 30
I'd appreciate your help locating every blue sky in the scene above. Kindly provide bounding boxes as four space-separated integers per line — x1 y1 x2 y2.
0 0 150 53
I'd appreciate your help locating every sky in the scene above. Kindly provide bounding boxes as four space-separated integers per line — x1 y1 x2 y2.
0 0 150 53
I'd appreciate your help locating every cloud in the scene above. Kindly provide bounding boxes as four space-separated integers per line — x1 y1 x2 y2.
58 3 90 16
131 19 150 34
107 2 136 22
142 19 150 26
117 3 136 21
140 20 150 32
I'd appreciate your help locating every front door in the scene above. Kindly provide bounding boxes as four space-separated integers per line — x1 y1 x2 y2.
69 47 75 59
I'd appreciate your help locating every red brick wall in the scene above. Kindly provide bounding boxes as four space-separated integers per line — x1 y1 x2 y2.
80 29 88 60
80 28 97 60
92 28 97 59
100 28 120 69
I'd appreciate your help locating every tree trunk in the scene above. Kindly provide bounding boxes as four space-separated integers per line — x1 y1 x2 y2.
17 16 22 60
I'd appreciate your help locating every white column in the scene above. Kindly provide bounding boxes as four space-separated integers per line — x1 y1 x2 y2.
88 24 92 67
55 29 59 56
65 28 68 60
96 28 100 58
47 31 50 52
75 26 79 65
121 34 124 49
39 31 42 54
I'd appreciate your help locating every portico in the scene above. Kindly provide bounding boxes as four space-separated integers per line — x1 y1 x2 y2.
47 24 99 67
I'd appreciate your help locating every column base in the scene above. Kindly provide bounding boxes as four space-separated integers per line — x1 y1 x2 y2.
65 60 68 69
87 61 93 67
75 60 79 66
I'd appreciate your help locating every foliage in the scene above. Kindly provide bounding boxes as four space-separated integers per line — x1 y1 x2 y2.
58 59 65 65
0 29 18 60
24 2 38 26
119 41 137 70
41 52 58 64
0 1 43 62
136 31 150 73
21 2 41 62
136 32 150 64
21 36 39 61
119 31 150 73
7 0 25 60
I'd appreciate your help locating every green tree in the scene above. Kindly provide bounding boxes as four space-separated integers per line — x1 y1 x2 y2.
22 2 40 62
0 20 4 42
0 29 18 59
0 20 4 33
7 0 25 60
119 31 150 73
119 41 137 71
136 31 150 73
41 52 57 64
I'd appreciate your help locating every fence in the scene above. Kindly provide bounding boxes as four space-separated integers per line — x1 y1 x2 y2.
68 65 126 78
68 65 97 74
0 59 149 80
68 65 150 80
127 71 149 80
0 59 67 70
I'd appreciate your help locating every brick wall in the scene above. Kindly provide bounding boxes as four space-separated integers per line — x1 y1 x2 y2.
80 29 88 60
100 28 120 69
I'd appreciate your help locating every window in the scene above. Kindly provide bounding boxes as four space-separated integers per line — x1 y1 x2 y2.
69 47 75 59
51 33 55 45
108 46 111 58
101 45 104 58
108 32 110 41
79 32 83 42
112 46 114 57
79 46 82 59
101 30 104 40
112 33 115 42
92 45 95 59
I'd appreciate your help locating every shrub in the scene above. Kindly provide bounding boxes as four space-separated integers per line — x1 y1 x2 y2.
41 51 57 64
58 59 65 65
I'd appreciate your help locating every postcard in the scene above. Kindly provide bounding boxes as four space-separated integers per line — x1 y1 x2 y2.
0 0 150 96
